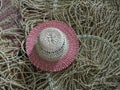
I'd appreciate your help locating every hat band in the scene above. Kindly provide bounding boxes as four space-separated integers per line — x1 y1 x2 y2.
37 39 65 54
36 37 69 61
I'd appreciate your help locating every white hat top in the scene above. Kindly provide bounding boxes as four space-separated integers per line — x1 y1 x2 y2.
36 27 69 61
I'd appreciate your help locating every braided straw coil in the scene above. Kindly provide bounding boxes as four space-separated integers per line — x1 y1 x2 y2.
0 0 119 90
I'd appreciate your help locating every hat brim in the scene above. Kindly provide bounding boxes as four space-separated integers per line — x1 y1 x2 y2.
26 20 79 72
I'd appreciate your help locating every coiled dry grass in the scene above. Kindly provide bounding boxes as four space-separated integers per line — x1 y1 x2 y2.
0 0 120 90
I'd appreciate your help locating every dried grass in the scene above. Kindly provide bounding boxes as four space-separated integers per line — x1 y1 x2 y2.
0 0 120 90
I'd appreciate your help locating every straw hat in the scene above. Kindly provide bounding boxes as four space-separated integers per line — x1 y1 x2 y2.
26 20 79 72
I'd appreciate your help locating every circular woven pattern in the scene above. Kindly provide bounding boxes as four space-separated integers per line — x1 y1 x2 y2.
36 27 69 61
26 20 79 72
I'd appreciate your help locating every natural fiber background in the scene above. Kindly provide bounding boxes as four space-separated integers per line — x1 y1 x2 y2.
0 0 120 90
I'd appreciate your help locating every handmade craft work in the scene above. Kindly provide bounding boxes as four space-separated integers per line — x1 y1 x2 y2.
26 20 79 72
0 0 120 90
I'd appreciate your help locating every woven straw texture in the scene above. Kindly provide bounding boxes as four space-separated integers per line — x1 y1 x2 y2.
26 20 79 72
0 0 120 90
36 27 68 61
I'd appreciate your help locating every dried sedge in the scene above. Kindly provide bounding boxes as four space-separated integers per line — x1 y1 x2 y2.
0 0 120 90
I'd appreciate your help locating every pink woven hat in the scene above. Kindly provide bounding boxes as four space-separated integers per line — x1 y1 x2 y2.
26 20 79 72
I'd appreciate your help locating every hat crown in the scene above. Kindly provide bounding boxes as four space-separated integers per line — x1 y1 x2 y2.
36 27 68 61
38 28 65 52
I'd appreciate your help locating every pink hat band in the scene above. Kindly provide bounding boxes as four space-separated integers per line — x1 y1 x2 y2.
26 20 79 72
